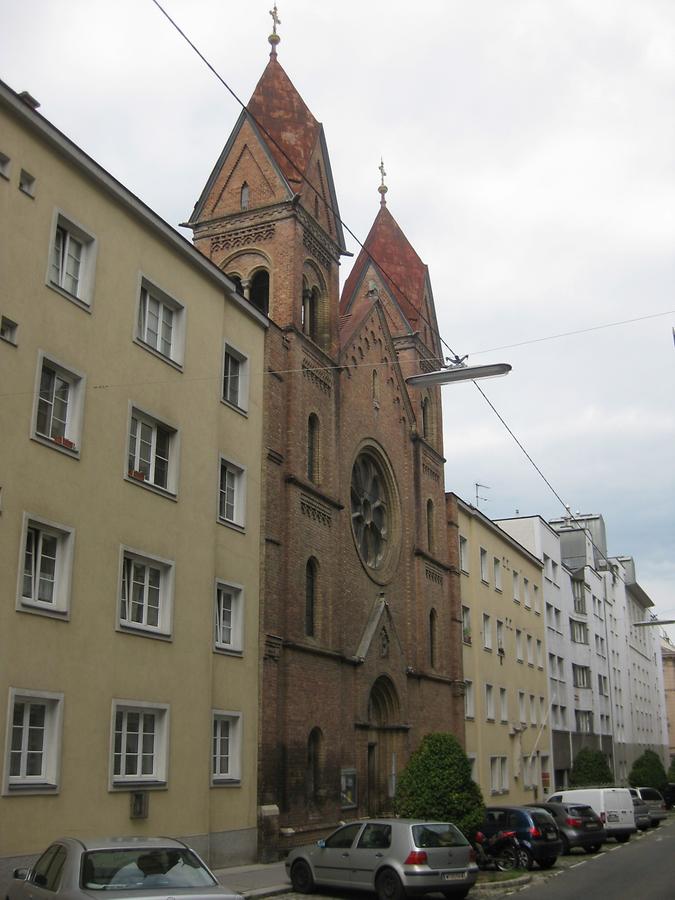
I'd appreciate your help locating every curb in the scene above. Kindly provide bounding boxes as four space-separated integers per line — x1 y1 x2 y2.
472 873 532 893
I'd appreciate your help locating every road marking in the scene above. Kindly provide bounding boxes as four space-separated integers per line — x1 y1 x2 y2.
569 861 586 868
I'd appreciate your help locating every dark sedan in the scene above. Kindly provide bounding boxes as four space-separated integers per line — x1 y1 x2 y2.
480 806 562 870
526 802 605 854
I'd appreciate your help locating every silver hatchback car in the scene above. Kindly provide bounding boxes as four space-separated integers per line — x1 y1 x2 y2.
285 819 478 900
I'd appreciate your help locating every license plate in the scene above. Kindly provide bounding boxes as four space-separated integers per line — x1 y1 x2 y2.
546 833 556 840
443 873 466 881
586 823 598 829
608 812 619 822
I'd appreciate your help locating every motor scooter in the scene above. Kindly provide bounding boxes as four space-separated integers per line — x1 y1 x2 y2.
471 829 522 871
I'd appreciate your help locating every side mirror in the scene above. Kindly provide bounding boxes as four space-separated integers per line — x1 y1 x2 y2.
316 840 326 849
13 868 29 880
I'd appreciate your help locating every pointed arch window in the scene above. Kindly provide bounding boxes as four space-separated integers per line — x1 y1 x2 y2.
372 369 380 406
250 270 269 316
426 499 435 553
227 273 243 296
240 182 249 210
302 281 320 343
429 608 438 669
305 557 317 637
307 414 320 483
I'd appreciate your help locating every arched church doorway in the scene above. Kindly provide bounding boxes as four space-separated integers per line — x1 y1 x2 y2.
366 675 405 815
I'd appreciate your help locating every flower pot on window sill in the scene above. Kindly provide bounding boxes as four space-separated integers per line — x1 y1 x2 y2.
54 435 76 450
463 633 472 645
128 469 146 481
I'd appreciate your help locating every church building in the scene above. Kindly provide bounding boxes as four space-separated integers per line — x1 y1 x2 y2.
188 19 465 853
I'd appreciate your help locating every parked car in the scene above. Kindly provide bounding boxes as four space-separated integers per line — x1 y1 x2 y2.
632 796 651 831
480 806 561 870
526 802 605 854
546 788 636 842
628 787 667 827
7 837 238 900
285 819 479 900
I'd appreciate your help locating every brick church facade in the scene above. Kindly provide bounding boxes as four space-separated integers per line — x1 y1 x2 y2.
188 38 465 851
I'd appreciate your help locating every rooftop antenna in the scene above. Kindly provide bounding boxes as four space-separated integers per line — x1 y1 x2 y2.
475 483 490 509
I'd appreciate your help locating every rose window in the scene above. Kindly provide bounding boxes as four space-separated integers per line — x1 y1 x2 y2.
351 454 389 570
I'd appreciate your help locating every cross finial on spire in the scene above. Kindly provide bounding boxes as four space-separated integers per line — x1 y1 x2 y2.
268 4 281 57
378 157 388 206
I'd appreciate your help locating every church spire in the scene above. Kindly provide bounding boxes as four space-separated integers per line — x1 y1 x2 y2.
268 4 281 58
378 157 388 207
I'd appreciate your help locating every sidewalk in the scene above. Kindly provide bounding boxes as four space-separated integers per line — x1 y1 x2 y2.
213 861 290 897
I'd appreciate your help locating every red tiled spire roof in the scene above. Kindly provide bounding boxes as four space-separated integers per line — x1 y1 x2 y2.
247 57 320 188
340 204 428 326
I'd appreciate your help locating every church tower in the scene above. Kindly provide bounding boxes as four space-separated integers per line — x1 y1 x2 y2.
188 11 464 858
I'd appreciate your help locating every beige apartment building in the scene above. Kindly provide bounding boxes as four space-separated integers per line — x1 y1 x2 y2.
0 81 266 880
448 495 552 803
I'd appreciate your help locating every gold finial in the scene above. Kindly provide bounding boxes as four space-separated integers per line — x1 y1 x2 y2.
378 157 388 206
269 4 281 57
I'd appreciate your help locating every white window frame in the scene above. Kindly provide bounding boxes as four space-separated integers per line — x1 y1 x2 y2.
218 456 246 529
459 535 469 573
222 341 249 413
110 700 169 788
32 352 86 455
482 613 492 650
513 570 520 603
524 577 531 608
211 710 242 785
493 556 502 591
117 547 174 638
536 638 543 668
3 688 63 795
47 210 97 308
464 680 475 719
479 547 489 583
570 618 589 644
499 687 508 722
518 690 526 723
485 683 495 721
126 404 179 495
516 628 523 662
16 513 74 618
136 276 185 367
526 634 534 666
462 605 472 644
490 756 508 794
214 580 244 653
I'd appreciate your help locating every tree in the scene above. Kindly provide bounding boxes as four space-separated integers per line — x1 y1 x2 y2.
569 747 613 786
629 750 667 791
394 733 485 838
668 756 675 782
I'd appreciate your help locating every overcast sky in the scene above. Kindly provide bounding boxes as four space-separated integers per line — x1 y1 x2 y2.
2 0 674 637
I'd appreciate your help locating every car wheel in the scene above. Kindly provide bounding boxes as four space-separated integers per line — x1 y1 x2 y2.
538 858 557 869
495 846 518 871
442 891 469 900
585 844 602 854
517 848 533 870
290 860 315 893
615 835 630 843
651 821 660 828
560 835 571 856
375 868 405 900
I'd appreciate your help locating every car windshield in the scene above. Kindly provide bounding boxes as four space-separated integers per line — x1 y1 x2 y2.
81 849 217 890
412 824 468 848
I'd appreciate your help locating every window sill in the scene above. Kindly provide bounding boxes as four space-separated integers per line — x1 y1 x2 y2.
217 517 246 534
211 778 241 788
4 781 59 796
31 433 80 458
221 397 249 418
1 333 18 347
47 280 92 313
17 601 70 621
214 646 244 658
117 623 173 642
124 474 178 502
133 337 183 371
483 646 493 653
110 780 167 792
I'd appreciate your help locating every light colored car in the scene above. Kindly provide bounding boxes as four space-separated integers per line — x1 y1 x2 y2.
7 836 239 900
285 819 478 900
546 788 636 842
628 787 667 827
631 796 651 830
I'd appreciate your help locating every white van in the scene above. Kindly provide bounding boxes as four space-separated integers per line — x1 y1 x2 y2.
546 788 636 842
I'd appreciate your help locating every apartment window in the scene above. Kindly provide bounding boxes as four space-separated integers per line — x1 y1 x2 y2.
48 213 96 306
462 605 472 644
490 756 508 794
0 150 10 178
572 580 586 614
573 664 591 688
493 557 502 590
524 577 531 608
598 673 609 696
0 315 18 345
526 634 534 666
214 581 243 652
459 535 469 573
222 343 249 411
482 613 492 650
557 656 566 681
19 168 35 196
530 694 537 726
480 548 489 582
543 553 551 580
518 690 526 723
536 638 543 668
464 681 475 718
33 354 85 453
4 689 63 793
485 683 495 721
533 584 541 614
119 549 173 637
539 696 546 724
137 280 184 365
570 618 589 644
212 711 242 784
548 653 557 679
218 458 246 528
127 408 177 493
513 571 520 603
551 560 559 584
499 687 508 722
575 710 593 733
111 702 168 786
516 628 523 662
496 619 504 653
18 514 74 616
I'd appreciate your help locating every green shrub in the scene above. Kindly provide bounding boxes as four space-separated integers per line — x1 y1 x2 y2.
668 756 675 782
569 747 613 786
629 750 667 791
394 733 485 838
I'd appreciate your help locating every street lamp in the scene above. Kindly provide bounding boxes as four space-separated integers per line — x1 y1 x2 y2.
634 620 675 627
406 359 512 388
